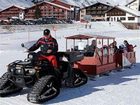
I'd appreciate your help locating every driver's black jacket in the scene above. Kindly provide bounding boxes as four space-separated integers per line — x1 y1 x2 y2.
28 36 58 55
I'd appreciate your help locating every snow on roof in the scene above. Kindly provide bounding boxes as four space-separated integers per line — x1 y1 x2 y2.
97 0 116 6
0 5 25 12
45 1 71 10
56 0 79 7
113 0 135 6
125 0 136 6
13 4 26 9
80 0 116 9
33 1 71 11
0 5 29 12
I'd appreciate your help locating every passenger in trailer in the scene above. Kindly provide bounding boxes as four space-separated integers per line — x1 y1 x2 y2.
123 40 136 52
85 40 97 56
118 44 126 53
109 41 119 54
109 41 120 67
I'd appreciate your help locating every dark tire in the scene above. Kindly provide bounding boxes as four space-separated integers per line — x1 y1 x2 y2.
66 69 88 88
27 75 60 103
0 72 22 96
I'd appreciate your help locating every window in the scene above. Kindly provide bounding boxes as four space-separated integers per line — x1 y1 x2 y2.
81 10 85 13
120 17 126 20
97 11 101 14
114 17 116 21
98 6 102 9
128 17 135 20
103 47 108 56
92 7 96 9
103 6 107 9
41 6 44 9
62 10 64 13
92 11 96 14
109 48 114 55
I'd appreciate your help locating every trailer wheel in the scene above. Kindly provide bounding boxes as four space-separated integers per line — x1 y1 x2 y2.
72 69 88 87
65 68 88 88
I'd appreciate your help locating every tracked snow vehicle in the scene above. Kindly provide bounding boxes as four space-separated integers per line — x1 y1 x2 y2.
0 44 87 103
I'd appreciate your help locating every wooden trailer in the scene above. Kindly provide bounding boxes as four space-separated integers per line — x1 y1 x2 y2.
116 51 136 68
65 34 116 75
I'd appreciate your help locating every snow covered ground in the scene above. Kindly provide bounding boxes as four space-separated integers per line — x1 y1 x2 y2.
0 22 140 105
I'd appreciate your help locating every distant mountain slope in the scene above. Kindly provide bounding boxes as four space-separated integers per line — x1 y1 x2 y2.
63 0 135 7
30 0 134 7
32 0 117 7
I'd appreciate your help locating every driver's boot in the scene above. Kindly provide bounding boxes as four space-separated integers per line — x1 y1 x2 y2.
65 73 74 87
54 68 62 87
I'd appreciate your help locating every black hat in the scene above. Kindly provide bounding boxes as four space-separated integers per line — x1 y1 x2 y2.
44 29 50 36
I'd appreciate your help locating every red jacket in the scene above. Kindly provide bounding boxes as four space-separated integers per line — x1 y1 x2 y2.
29 36 58 55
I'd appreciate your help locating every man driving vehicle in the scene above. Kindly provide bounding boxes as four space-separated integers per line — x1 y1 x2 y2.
28 29 58 68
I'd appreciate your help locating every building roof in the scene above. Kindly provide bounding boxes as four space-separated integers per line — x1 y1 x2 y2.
80 0 115 9
107 5 140 17
52 0 79 7
125 0 136 6
0 5 25 12
45 1 71 10
65 34 115 40
65 34 94 40
29 1 71 11
0 0 33 11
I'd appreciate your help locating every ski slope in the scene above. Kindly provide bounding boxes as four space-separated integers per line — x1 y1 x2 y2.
0 22 140 105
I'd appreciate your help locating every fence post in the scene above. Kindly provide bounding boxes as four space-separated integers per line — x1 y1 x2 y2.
28 25 30 41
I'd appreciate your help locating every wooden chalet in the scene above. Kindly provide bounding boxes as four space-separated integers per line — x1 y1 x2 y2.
0 5 25 20
0 0 78 21
105 6 140 29
51 0 80 20
25 1 71 20
80 2 113 21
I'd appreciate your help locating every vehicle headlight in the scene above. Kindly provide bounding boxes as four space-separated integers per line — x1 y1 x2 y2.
16 70 22 74
28 54 33 59
15 69 23 74
25 68 36 75
16 66 22 70
10 68 14 72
